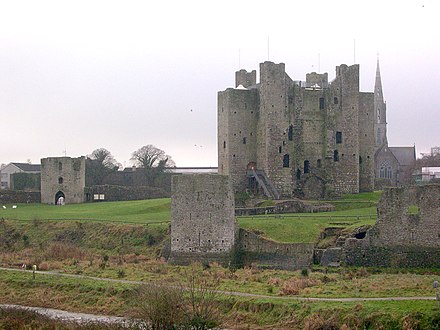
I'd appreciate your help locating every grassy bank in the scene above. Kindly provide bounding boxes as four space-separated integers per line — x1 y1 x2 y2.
1 269 439 329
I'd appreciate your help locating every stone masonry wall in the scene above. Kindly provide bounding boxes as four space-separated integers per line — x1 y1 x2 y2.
344 184 440 267
238 229 314 270
40 157 85 204
169 174 237 265
84 184 169 202
0 190 41 204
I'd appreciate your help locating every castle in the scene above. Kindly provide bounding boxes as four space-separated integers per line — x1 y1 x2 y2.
218 61 391 198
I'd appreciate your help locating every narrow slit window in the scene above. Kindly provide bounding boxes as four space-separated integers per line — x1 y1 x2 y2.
283 154 290 168
304 160 310 174
317 159 322 168
333 150 339 162
288 125 294 141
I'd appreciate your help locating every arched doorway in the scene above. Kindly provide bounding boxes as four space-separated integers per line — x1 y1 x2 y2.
55 191 65 205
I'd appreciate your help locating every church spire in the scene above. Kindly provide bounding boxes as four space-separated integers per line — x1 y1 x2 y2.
375 56 383 101
374 56 387 147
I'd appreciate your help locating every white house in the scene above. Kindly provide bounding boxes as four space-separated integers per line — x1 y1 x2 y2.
0 162 41 189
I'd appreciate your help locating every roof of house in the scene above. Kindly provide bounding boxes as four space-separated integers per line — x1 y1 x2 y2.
11 163 41 172
389 147 416 166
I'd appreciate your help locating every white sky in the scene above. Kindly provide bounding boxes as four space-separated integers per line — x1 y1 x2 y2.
1 0 439 167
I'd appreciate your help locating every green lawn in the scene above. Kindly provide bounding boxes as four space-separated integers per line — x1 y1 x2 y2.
1 192 381 242
0 199 171 224
238 206 377 243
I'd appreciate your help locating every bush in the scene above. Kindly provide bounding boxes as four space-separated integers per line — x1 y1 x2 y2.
134 283 185 330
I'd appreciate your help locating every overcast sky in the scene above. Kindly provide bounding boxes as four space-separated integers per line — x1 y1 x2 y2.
1 0 438 167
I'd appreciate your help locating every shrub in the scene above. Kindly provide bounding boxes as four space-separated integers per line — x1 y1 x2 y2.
301 268 309 277
279 278 321 296
134 283 185 330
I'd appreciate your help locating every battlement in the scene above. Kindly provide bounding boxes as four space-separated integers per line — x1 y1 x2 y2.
235 69 256 88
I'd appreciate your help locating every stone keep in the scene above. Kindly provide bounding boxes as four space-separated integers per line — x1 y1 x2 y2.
218 61 386 198
169 174 237 265
40 157 85 204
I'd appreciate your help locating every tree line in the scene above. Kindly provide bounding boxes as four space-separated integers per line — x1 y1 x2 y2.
86 145 175 187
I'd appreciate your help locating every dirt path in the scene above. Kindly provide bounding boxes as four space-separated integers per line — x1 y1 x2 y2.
0 304 133 326
0 266 435 302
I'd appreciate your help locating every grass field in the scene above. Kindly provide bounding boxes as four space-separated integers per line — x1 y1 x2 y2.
0 198 171 224
0 192 381 243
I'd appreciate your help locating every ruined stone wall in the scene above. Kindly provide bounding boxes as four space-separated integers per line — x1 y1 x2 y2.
41 157 85 204
169 174 237 265
238 229 314 270
344 184 440 267
218 87 258 192
235 69 256 88
358 92 375 191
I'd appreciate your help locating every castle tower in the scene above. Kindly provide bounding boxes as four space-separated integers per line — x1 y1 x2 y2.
40 157 85 204
374 59 387 147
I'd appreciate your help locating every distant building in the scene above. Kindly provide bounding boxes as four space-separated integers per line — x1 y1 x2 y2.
0 162 41 190
375 145 416 187
431 146 440 156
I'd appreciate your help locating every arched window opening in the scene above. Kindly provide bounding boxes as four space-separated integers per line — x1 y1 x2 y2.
379 160 392 179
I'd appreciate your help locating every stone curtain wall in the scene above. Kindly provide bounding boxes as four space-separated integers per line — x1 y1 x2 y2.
84 185 169 202
238 229 314 270
0 191 40 204
344 184 440 267
168 174 237 265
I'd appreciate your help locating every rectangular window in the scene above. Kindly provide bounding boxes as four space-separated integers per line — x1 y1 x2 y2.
319 97 325 110
242 137 247 144
336 131 342 144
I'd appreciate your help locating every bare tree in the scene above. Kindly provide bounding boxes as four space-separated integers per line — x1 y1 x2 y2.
131 145 175 185
131 145 175 169
86 148 119 186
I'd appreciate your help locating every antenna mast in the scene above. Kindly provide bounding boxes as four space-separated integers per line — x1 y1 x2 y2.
267 36 270 60
353 39 356 64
